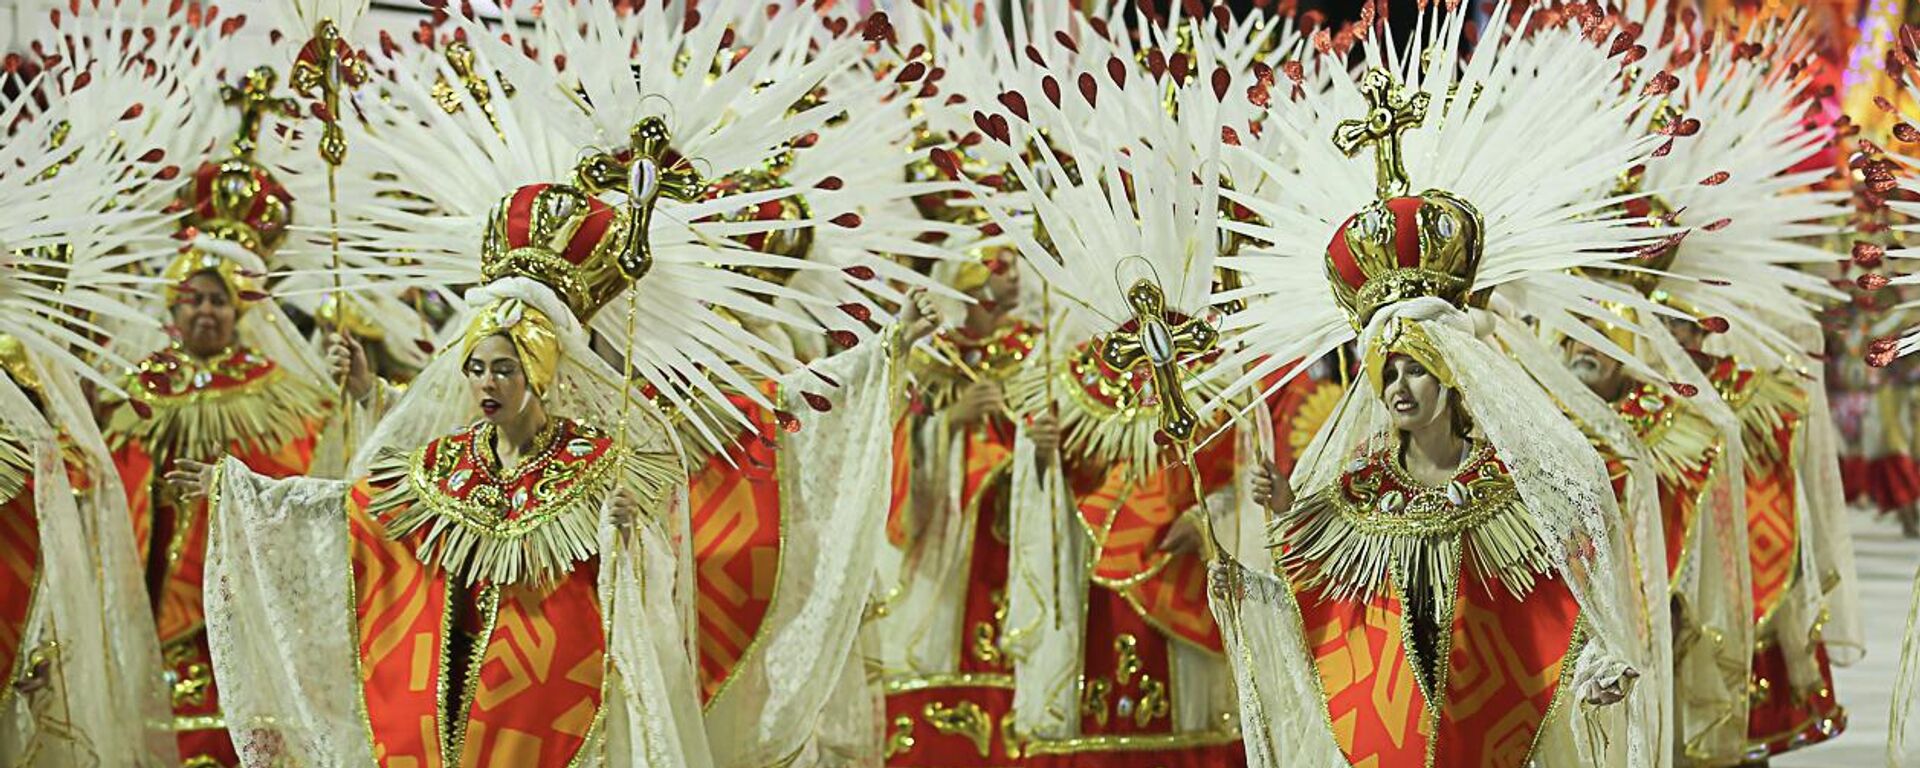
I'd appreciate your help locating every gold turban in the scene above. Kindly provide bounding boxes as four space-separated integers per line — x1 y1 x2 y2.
163 248 261 315
460 299 560 398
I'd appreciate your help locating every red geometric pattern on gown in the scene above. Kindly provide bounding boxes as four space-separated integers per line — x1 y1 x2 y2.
1432 576 1579 768
0 486 39 692
881 682 1018 767
1744 450 1798 623
116 410 319 768
1284 450 1580 767
688 390 781 701
344 422 610 767
1079 438 1236 653
956 420 1016 676
1745 641 1846 757
1294 584 1431 766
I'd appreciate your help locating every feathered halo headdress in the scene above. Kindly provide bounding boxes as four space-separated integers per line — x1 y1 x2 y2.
297 0 936 452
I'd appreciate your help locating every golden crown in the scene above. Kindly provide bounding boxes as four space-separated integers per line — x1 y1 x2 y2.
478 117 700 324
1323 70 1484 331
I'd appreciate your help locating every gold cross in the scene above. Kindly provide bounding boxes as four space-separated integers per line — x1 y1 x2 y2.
1332 69 1429 199
1099 279 1218 444
218 67 298 160
576 116 705 280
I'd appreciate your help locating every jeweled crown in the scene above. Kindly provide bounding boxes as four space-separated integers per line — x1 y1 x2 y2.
180 67 300 254
478 117 700 324
1324 69 1484 331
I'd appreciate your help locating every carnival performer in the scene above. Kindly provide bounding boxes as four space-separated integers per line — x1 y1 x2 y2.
0 12 197 762
867 6 1066 765
169 2 940 763
943 5 1303 763
95 57 348 763
1209 6 1669 765
1606 11 1861 760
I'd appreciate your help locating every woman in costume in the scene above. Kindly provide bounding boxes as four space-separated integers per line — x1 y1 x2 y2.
1209 5 1670 765
0 12 191 762
173 2 943 763
99 86 342 767
1607 11 1862 759
168 150 713 765
949 6 1294 763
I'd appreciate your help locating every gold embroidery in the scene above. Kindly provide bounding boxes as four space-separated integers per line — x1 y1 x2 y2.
1273 441 1553 606
371 419 681 586
1113 635 1142 686
923 701 992 758
106 345 332 463
883 715 916 758
163 640 213 708
970 588 1009 667
1080 677 1112 728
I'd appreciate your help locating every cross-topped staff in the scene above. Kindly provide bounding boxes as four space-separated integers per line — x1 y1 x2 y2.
291 18 368 466
1099 278 1222 560
1332 69 1430 199
1100 279 1219 443
219 67 299 160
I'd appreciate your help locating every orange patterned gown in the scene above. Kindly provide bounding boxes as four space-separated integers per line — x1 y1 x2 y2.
1273 442 1584 768
104 344 330 767
342 417 669 766
1711 360 1846 757
881 319 1036 768
686 392 784 705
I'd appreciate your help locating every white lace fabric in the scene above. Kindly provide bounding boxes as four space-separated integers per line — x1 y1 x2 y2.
699 337 898 767
0 366 176 766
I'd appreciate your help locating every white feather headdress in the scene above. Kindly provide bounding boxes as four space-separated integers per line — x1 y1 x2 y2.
1 8 220 385
1608 11 1845 365
1212 3 1667 405
298 0 922 446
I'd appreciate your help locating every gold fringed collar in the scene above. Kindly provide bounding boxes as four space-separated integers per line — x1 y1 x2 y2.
1708 357 1805 466
1613 381 1722 485
1269 440 1555 608
370 417 681 587
104 344 333 462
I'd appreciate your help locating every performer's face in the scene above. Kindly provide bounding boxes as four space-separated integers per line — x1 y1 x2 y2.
1562 338 1626 398
1380 354 1449 434
464 335 532 424
171 271 237 359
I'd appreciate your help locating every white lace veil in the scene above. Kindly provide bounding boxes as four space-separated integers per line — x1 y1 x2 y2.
208 275 714 767
1222 298 1658 767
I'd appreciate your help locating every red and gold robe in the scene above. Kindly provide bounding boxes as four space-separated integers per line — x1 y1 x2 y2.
1711 360 1846 756
340 417 672 766
1273 443 1583 768
103 344 331 766
883 319 1036 768
1021 437 1244 767
0 437 35 698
